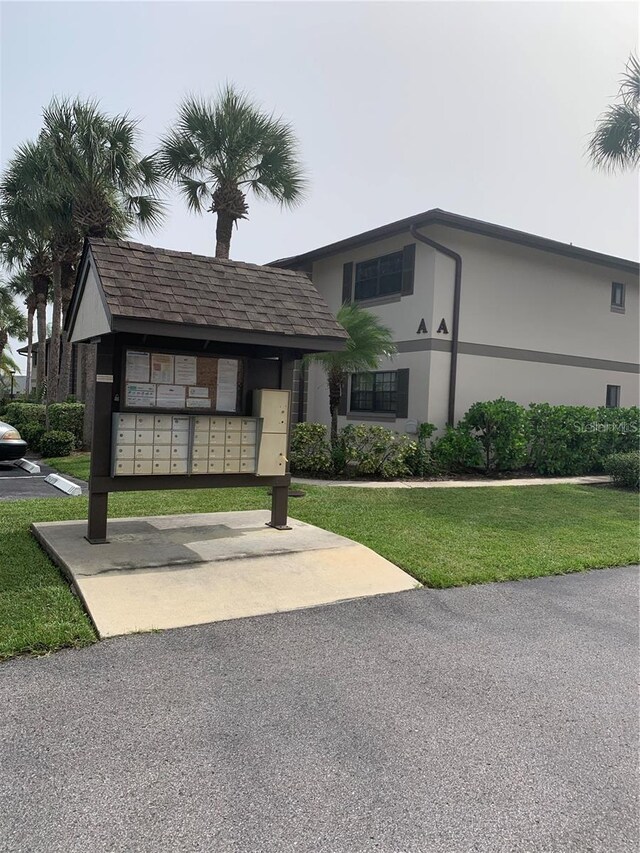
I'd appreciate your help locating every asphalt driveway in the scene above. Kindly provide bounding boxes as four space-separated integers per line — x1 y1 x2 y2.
0 461 86 500
1 566 638 852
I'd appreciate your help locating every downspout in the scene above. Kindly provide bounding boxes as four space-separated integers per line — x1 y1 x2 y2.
410 224 462 427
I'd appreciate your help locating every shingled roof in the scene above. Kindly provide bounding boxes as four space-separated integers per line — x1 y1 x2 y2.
67 238 348 351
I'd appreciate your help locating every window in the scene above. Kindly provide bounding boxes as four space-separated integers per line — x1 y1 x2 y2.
611 282 625 311
606 385 621 408
354 251 403 301
350 371 397 413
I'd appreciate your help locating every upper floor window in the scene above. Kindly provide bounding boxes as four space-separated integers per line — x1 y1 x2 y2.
611 282 625 311
606 384 621 408
354 252 404 302
350 370 397 413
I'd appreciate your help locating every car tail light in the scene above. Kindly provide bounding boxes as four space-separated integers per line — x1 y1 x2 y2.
1 429 21 440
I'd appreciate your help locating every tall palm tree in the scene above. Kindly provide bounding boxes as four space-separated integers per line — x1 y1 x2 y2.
4 98 165 405
5 270 34 394
37 97 165 436
0 139 72 406
0 212 52 397
0 282 27 367
306 304 396 448
588 53 640 172
158 85 306 258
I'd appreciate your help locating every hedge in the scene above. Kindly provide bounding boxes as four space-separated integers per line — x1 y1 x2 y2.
39 430 75 458
604 452 640 491
3 401 85 451
290 401 640 480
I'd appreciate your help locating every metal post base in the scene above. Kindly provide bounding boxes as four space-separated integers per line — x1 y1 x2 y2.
84 536 110 545
265 522 292 531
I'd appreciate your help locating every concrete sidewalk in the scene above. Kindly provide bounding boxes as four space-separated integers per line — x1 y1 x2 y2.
292 474 610 489
32 510 418 638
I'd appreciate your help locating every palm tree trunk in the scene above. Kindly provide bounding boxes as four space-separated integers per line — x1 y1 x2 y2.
47 263 62 411
328 370 343 450
25 297 34 397
82 342 97 448
0 329 7 365
33 275 49 398
215 211 235 259
57 261 76 402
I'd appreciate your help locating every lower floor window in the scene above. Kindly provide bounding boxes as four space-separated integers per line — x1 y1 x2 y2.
350 371 397 413
606 384 621 408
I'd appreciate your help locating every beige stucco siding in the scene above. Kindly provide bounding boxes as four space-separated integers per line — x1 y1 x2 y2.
305 224 638 432
454 353 637 421
427 226 639 363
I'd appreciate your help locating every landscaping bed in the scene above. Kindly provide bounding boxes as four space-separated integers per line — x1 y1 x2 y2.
2 475 638 661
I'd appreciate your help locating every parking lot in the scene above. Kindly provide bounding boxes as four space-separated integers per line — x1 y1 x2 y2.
0 461 86 500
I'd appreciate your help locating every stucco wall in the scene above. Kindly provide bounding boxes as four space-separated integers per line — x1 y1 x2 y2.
454 353 638 421
304 224 639 432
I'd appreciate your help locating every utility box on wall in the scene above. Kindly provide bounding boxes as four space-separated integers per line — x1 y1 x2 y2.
65 237 347 543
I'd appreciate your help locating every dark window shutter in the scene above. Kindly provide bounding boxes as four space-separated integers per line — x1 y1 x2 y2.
342 262 353 304
395 368 410 418
338 376 348 415
401 244 415 296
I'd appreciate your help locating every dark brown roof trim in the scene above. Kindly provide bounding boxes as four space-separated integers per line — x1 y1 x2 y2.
111 317 347 353
270 208 639 274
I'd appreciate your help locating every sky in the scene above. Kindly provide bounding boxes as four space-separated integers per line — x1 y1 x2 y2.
1 0 638 370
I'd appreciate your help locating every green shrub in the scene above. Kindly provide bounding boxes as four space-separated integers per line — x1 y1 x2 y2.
289 423 333 477
406 421 438 477
39 430 75 458
48 402 85 448
2 402 46 435
528 404 640 475
340 424 416 479
461 398 529 472
529 404 598 475
605 452 640 490
431 424 482 472
20 422 45 453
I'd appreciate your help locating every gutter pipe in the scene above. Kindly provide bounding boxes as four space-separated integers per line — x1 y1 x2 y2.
410 224 462 427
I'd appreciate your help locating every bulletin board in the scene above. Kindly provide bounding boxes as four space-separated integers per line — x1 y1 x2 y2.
121 348 243 414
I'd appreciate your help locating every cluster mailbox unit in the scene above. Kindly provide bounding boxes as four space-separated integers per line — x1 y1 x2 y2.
65 237 347 543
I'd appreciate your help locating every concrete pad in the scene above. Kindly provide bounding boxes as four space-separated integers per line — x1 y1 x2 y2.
32 510 418 638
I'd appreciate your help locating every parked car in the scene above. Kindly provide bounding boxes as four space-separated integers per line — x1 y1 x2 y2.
0 420 27 461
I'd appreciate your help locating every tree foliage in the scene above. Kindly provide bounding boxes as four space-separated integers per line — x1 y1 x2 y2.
159 85 306 257
588 53 640 172
306 303 396 447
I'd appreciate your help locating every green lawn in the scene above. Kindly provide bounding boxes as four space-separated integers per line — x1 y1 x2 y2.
0 454 637 661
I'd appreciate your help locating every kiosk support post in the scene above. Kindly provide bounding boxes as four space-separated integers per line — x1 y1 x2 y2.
86 337 115 543
267 354 294 530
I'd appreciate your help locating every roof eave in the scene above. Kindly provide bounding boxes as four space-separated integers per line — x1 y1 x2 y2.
111 316 348 353
271 209 639 275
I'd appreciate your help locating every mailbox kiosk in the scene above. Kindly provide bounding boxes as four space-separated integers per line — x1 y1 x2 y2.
65 238 347 543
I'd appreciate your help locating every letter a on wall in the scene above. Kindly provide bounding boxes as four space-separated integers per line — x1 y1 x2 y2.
437 318 449 334
416 318 428 334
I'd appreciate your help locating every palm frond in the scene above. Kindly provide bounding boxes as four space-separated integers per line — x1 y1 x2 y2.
159 83 307 224
588 52 640 172
307 303 396 376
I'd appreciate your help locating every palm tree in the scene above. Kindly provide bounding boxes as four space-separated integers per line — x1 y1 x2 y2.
0 349 20 387
0 212 52 398
4 98 165 405
37 97 165 437
306 304 396 448
4 270 34 394
588 53 640 172
1 98 165 442
0 283 27 370
158 85 306 258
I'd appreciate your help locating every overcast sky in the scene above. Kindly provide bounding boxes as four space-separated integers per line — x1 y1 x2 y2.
1 0 638 370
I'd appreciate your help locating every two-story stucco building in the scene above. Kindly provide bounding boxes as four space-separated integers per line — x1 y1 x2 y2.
273 209 639 433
